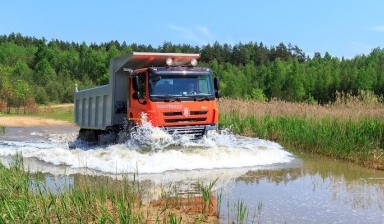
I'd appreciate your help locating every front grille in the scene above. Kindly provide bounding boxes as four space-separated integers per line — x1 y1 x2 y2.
163 111 182 116
163 110 208 124
190 111 207 115
163 111 207 116
164 118 207 123
164 125 205 137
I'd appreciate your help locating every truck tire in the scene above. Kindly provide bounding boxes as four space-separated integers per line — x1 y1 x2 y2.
78 129 98 142
98 127 118 144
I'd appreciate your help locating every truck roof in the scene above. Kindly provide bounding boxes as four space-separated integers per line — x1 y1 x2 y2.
112 52 200 73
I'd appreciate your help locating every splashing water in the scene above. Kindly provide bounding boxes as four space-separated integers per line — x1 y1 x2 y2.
123 113 176 150
0 115 294 176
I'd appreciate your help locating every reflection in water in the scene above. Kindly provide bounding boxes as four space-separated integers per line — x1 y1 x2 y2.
236 168 302 184
230 154 384 223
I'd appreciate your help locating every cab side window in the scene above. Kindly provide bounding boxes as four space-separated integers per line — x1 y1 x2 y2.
137 72 146 98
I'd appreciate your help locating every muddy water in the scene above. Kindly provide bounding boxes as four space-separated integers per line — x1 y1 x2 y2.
0 125 383 223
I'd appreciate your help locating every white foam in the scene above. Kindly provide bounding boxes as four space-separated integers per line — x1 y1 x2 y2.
0 115 294 175
0 138 293 175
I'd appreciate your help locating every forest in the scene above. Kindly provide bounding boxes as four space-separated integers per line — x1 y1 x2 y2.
0 33 384 111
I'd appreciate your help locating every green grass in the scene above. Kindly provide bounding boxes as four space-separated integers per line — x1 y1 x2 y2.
0 155 220 223
199 178 218 216
220 114 384 170
0 125 4 134
34 108 74 123
0 157 141 223
235 199 248 224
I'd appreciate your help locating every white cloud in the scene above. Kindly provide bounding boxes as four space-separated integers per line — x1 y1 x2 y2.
197 25 214 39
167 24 215 45
370 26 384 32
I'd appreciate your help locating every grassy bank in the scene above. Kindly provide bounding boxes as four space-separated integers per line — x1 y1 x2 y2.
0 104 74 123
34 104 74 123
0 157 218 223
218 99 384 170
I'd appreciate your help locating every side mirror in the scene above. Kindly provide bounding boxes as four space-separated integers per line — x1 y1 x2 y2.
132 76 139 92
132 92 140 100
214 77 220 91
215 91 222 99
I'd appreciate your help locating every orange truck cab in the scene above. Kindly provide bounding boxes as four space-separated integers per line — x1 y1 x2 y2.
74 52 221 142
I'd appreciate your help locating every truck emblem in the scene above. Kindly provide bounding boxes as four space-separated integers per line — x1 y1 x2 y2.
157 104 181 109
183 107 190 117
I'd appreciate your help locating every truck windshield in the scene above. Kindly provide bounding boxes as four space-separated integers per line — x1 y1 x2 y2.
149 73 215 101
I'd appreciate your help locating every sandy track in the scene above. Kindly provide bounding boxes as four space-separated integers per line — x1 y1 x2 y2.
0 116 74 127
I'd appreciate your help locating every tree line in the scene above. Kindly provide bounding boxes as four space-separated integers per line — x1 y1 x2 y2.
0 33 383 112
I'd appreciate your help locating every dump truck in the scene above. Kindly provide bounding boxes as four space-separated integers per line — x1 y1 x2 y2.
74 52 221 142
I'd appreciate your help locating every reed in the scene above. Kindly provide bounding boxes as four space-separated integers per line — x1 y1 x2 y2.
219 113 384 170
221 199 264 224
218 97 384 170
235 199 248 224
198 178 218 216
0 125 4 134
0 157 220 223
218 97 384 120
256 201 263 224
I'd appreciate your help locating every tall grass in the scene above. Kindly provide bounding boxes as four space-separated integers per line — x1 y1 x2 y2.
0 156 219 223
219 97 384 120
198 178 218 216
235 199 248 224
219 98 384 170
0 125 4 134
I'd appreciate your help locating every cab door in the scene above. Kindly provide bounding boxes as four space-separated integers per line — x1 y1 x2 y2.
128 71 148 125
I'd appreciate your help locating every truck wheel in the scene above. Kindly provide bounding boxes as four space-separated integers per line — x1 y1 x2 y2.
99 127 118 144
125 120 137 133
78 129 98 142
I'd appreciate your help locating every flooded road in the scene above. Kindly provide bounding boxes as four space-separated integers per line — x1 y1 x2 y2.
0 125 383 223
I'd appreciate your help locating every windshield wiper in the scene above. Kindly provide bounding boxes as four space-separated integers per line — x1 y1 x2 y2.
152 95 181 102
173 96 182 102
193 96 211 101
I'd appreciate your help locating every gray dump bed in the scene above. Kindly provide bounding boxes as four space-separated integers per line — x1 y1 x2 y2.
74 85 114 130
74 54 131 130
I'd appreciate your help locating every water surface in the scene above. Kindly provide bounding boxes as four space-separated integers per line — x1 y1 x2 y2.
0 124 383 223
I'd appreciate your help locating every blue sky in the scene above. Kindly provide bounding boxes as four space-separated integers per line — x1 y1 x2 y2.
1 0 383 58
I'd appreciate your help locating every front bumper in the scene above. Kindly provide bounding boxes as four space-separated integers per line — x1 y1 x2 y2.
163 124 218 138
